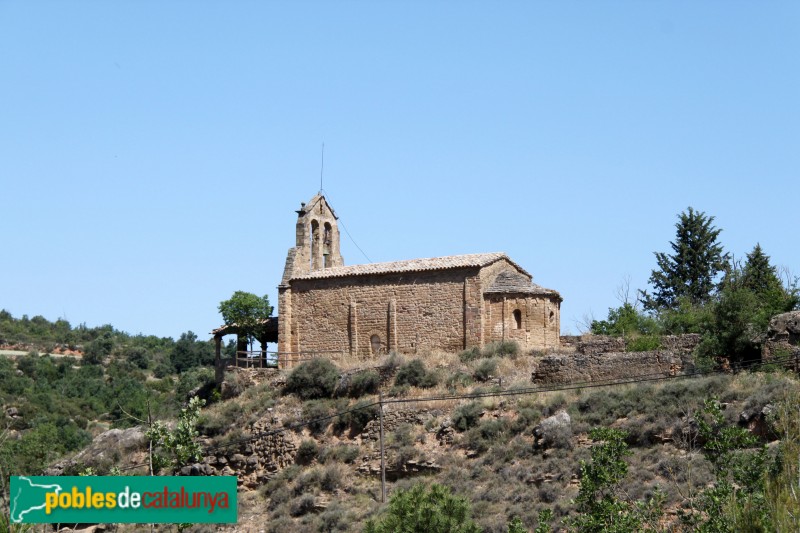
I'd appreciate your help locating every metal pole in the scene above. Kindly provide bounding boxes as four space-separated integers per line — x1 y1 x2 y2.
379 391 386 503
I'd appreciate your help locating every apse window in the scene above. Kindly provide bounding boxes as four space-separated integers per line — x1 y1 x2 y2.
370 334 382 355
513 309 522 329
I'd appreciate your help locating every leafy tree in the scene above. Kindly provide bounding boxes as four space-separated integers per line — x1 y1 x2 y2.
680 398 771 532
567 427 663 532
170 331 215 373
217 291 273 346
590 302 660 337
82 332 114 365
641 207 727 311
364 482 481 533
697 245 797 364
147 396 206 471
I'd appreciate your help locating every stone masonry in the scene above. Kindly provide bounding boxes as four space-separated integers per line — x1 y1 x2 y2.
277 194 562 361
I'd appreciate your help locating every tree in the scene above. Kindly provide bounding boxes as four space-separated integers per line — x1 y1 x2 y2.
82 332 114 365
590 302 660 337
217 291 273 346
641 207 727 311
680 398 771 532
364 483 481 533
147 396 206 472
170 331 215 373
696 244 797 363
567 428 663 533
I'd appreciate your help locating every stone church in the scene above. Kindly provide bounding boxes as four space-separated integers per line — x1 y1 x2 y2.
277 193 561 358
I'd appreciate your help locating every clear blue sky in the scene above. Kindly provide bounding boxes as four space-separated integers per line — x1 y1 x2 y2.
1 1 798 339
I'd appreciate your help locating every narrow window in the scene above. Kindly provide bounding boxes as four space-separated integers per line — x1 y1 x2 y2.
310 219 320 269
370 335 382 355
549 310 555 324
513 309 522 330
323 222 332 268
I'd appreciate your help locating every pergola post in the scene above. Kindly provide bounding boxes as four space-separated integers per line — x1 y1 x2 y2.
214 335 224 384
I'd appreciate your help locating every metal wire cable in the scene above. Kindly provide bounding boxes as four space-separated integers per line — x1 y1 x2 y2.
113 354 798 473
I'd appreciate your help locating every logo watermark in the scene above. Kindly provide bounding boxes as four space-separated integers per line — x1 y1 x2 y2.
10 476 237 524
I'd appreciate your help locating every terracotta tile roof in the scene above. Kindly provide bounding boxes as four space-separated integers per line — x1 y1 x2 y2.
211 317 279 336
291 252 528 280
485 270 560 297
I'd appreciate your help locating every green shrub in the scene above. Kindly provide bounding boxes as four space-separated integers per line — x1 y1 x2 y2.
394 359 427 387
394 359 438 388
459 347 482 362
334 400 378 434
461 341 519 361
296 439 319 464
626 335 663 352
446 371 474 391
483 340 519 359
176 367 215 399
452 401 484 432
364 483 480 533
347 370 380 397
319 445 361 464
285 358 340 400
389 384 410 397
303 400 335 435
474 358 497 382
321 464 344 492
464 419 509 454
511 406 543 435
289 494 316 517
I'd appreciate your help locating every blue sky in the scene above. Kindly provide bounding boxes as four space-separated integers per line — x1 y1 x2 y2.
1 1 798 339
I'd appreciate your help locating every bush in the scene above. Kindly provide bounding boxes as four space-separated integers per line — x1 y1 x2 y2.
626 335 663 352
334 400 378 434
285 358 340 400
460 341 519 361
446 371 474 391
289 494 316 517
474 358 497 382
394 359 427 387
483 340 519 359
319 445 361 464
296 439 319 464
303 400 335 435
176 367 215 400
464 419 509 454
459 347 482 362
346 370 380 397
452 401 484 432
321 463 344 492
364 483 480 533
394 359 439 389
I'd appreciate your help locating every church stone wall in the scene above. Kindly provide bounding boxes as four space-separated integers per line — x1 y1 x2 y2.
289 267 480 356
483 295 561 351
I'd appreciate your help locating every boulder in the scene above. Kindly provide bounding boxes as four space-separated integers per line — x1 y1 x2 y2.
45 426 146 475
533 410 572 449
763 311 800 360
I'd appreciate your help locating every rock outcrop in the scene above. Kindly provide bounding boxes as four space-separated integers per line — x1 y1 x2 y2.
763 311 800 361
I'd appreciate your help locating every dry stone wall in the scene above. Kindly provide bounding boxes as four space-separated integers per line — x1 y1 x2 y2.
531 334 701 385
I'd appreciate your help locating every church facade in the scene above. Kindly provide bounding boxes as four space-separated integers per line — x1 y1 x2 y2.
277 194 562 358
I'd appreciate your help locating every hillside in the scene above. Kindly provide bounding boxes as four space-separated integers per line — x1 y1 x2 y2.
7 341 795 533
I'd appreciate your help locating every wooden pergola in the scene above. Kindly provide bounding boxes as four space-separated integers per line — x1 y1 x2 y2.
211 317 279 383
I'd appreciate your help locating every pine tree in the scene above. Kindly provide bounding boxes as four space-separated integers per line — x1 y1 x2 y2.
642 207 727 311
696 244 797 363
742 243 785 297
